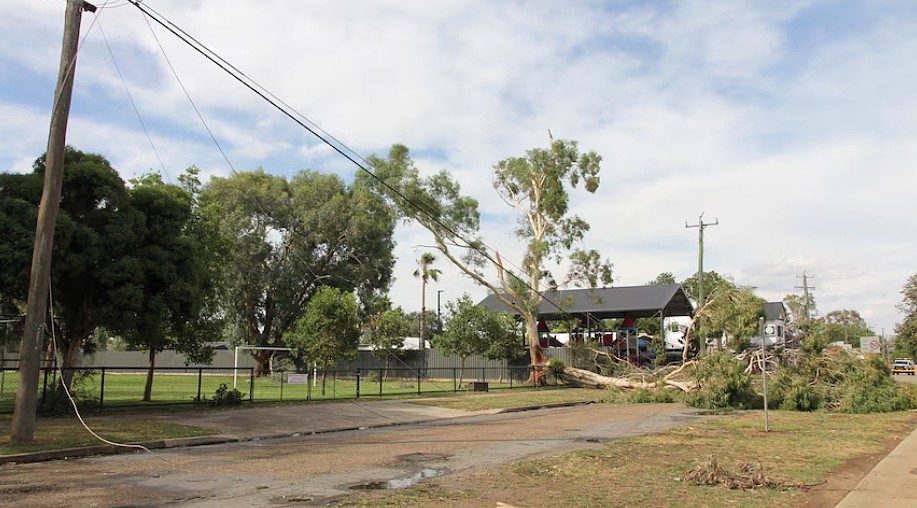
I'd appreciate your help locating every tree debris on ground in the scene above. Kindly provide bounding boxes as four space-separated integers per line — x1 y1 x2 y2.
682 456 809 491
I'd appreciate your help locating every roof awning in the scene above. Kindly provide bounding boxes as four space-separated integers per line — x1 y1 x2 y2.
477 284 694 320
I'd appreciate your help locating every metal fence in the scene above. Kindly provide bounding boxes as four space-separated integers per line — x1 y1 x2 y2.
0 364 551 414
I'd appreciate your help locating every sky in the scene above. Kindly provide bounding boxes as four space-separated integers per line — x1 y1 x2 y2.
2 0 916 335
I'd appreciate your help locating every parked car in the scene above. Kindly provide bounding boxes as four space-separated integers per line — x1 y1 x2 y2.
892 358 915 375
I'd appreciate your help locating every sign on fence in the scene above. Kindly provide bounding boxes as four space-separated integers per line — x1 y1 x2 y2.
287 374 309 385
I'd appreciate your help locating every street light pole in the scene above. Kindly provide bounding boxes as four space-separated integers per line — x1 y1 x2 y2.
437 290 444 334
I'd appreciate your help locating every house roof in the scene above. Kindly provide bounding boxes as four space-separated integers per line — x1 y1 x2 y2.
763 302 786 321
477 284 694 321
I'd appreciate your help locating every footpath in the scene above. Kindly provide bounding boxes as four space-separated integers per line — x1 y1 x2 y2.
2 397 916 507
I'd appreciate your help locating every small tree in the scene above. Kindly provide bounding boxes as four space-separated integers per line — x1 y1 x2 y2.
433 295 497 386
894 273 917 360
284 286 360 395
368 307 413 378
481 312 523 382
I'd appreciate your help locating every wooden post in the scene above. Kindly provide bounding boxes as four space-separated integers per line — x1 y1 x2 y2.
11 0 95 445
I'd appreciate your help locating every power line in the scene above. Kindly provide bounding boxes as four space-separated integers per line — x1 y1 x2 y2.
123 0 585 325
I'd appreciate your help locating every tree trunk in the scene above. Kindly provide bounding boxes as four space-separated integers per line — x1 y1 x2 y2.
250 349 274 377
143 348 156 402
557 365 697 393
321 360 328 396
524 316 547 385
59 331 82 393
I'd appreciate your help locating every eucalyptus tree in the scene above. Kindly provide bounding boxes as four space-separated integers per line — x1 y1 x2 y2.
365 139 612 383
202 169 395 375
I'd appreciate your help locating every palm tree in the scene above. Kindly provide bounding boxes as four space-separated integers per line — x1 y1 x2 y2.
413 252 441 349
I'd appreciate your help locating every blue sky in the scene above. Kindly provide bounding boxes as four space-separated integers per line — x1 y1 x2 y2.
2 0 916 335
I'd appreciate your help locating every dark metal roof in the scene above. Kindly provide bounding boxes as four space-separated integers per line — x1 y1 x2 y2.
477 284 694 320
763 302 786 321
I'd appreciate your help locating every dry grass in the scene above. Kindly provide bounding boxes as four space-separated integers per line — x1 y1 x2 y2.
335 409 916 508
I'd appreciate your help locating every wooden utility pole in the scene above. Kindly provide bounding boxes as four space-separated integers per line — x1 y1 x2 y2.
11 0 95 444
685 213 718 354
795 272 815 322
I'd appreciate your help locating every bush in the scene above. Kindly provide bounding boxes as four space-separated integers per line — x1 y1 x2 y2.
209 383 243 407
685 352 758 410
547 358 566 379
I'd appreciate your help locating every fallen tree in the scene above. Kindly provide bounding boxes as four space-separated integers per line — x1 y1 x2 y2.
552 353 698 393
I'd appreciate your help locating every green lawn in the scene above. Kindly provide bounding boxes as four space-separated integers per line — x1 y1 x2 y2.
0 369 534 412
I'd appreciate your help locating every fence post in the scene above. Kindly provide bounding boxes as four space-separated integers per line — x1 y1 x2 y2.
196 368 203 403
378 368 383 396
453 368 457 392
99 368 106 414
355 368 360 399
417 371 421 396
280 372 284 401
249 368 254 403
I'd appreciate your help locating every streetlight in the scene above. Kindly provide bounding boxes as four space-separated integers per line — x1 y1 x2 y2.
437 290 444 335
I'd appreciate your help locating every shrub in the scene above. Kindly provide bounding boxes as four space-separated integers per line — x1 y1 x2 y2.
547 358 566 379
685 352 758 410
209 383 243 407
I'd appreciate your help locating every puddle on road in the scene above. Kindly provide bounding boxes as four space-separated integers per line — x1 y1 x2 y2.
348 469 444 490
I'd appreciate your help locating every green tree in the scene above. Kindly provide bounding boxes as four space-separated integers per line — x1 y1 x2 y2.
366 140 612 383
894 274 917 360
823 309 873 347
203 169 395 375
413 252 441 350
283 286 361 394
646 272 677 285
1 148 147 395
683 284 764 359
120 172 222 402
433 295 503 386
481 312 524 382
367 307 413 376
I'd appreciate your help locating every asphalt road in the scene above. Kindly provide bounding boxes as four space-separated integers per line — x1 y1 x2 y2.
0 403 701 507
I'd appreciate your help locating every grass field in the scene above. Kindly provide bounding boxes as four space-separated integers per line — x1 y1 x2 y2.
0 367 535 413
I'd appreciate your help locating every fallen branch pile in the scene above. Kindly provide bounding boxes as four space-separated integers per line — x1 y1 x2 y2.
682 456 809 491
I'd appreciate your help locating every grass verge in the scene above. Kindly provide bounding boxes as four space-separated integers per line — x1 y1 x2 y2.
0 417 216 456
334 409 916 508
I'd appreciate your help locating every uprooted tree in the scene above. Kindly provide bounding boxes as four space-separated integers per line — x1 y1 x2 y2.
365 138 612 384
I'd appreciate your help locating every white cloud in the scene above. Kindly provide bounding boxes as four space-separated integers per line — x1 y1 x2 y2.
2 0 915 334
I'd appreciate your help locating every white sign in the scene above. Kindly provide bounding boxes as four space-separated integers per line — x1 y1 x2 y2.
287 374 309 385
860 336 880 354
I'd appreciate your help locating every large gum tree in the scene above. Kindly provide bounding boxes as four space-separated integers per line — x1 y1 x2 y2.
366 138 612 383
202 169 395 375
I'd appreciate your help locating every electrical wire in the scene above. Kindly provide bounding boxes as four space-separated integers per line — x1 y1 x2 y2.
97 19 170 181
47 278 169 462
123 0 584 325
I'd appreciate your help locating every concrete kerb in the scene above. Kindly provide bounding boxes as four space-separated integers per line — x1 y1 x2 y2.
0 400 588 465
